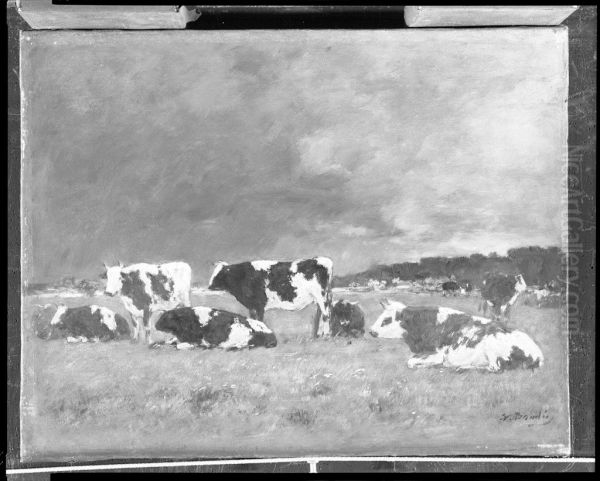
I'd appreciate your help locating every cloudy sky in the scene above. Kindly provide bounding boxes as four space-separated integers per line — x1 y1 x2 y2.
21 29 567 283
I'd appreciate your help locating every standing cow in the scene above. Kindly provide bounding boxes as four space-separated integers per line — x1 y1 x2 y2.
479 273 527 321
102 261 192 343
207 257 333 337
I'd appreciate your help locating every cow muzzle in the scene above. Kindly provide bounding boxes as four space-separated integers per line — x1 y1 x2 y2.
369 331 379 338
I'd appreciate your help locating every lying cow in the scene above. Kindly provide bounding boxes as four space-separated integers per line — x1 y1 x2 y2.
43 304 131 342
153 306 277 350
207 257 333 337
102 261 192 343
479 274 527 321
329 300 365 338
369 299 543 372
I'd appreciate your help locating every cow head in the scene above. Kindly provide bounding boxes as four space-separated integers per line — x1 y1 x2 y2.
369 299 407 338
515 274 527 293
103 262 124 296
207 261 229 291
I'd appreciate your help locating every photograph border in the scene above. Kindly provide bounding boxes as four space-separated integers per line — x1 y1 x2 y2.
5 3 595 474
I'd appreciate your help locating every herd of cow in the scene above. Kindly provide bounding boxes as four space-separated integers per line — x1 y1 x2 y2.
37 257 545 373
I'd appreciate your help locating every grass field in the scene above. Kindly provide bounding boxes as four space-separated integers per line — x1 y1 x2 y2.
20 289 570 462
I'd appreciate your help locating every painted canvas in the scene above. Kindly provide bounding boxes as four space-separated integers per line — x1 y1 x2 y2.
20 29 570 461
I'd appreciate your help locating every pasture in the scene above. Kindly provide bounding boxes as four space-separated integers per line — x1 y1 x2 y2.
20 289 569 461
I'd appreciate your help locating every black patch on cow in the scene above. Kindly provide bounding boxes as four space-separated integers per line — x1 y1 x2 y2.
149 271 174 301
481 275 518 307
330 300 365 337
208 262 269 319
114 313 131 338
498 346 540 371
296 258 331 292
397 307 440 354
155 307 207 344
51 306 117 341
381 317 393 327
266 262 297 303
202 309 237 347
442 281 460 292
121 270 152 311
437 314 510 349
249 330 278 348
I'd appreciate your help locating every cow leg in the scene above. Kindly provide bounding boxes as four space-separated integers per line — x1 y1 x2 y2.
142 308 153 344
312 305 322 338
131 315 144 343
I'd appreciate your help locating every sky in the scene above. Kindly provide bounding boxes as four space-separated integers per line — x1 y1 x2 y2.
21 29 568 284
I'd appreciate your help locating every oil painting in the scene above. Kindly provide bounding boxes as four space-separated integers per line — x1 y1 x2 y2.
20 28 569 461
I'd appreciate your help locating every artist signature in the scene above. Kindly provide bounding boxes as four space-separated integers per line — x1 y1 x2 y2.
499 408 553 426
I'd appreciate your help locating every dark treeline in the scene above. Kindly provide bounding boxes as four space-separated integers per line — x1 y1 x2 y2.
332 246 564 289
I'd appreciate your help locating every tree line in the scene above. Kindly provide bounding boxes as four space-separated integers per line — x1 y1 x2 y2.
332 246 564 289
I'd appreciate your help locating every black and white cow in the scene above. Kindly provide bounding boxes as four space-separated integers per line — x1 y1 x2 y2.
441 281 460 297
369 299 543 372
44 304 130 342
207 257 333 337
103 261 192 343
329 300 365 338
479 274 527 320
153 306 277 350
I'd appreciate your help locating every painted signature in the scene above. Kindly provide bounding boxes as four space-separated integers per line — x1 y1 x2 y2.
499 408 553 426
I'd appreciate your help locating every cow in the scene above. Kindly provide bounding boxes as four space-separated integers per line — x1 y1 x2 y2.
441 281 460 297
43 304 130 342
459 280 473 296
207 257 333 338
102 261 192 343
153 306 277 350
329 300 365 338
369 299 543 373
479 274 527 321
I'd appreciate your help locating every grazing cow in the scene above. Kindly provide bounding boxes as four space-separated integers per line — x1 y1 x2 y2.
329 300 365 338
369 299 543 372
45 304 130 342
207 257 333 337
479 274 527 320
103 261 192 343
153 306 277 350
441 281 460 297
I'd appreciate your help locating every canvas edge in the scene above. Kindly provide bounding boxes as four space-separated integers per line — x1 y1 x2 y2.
404 6 579 27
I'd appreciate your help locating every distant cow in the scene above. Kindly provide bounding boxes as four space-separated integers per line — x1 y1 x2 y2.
329 300 365 338
459 280 473 295
369 299 543 372
45 304 130 342
207 257 333 337
441 281 460 296
479 274 527 320
103 261 192 343
153 306 277 350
